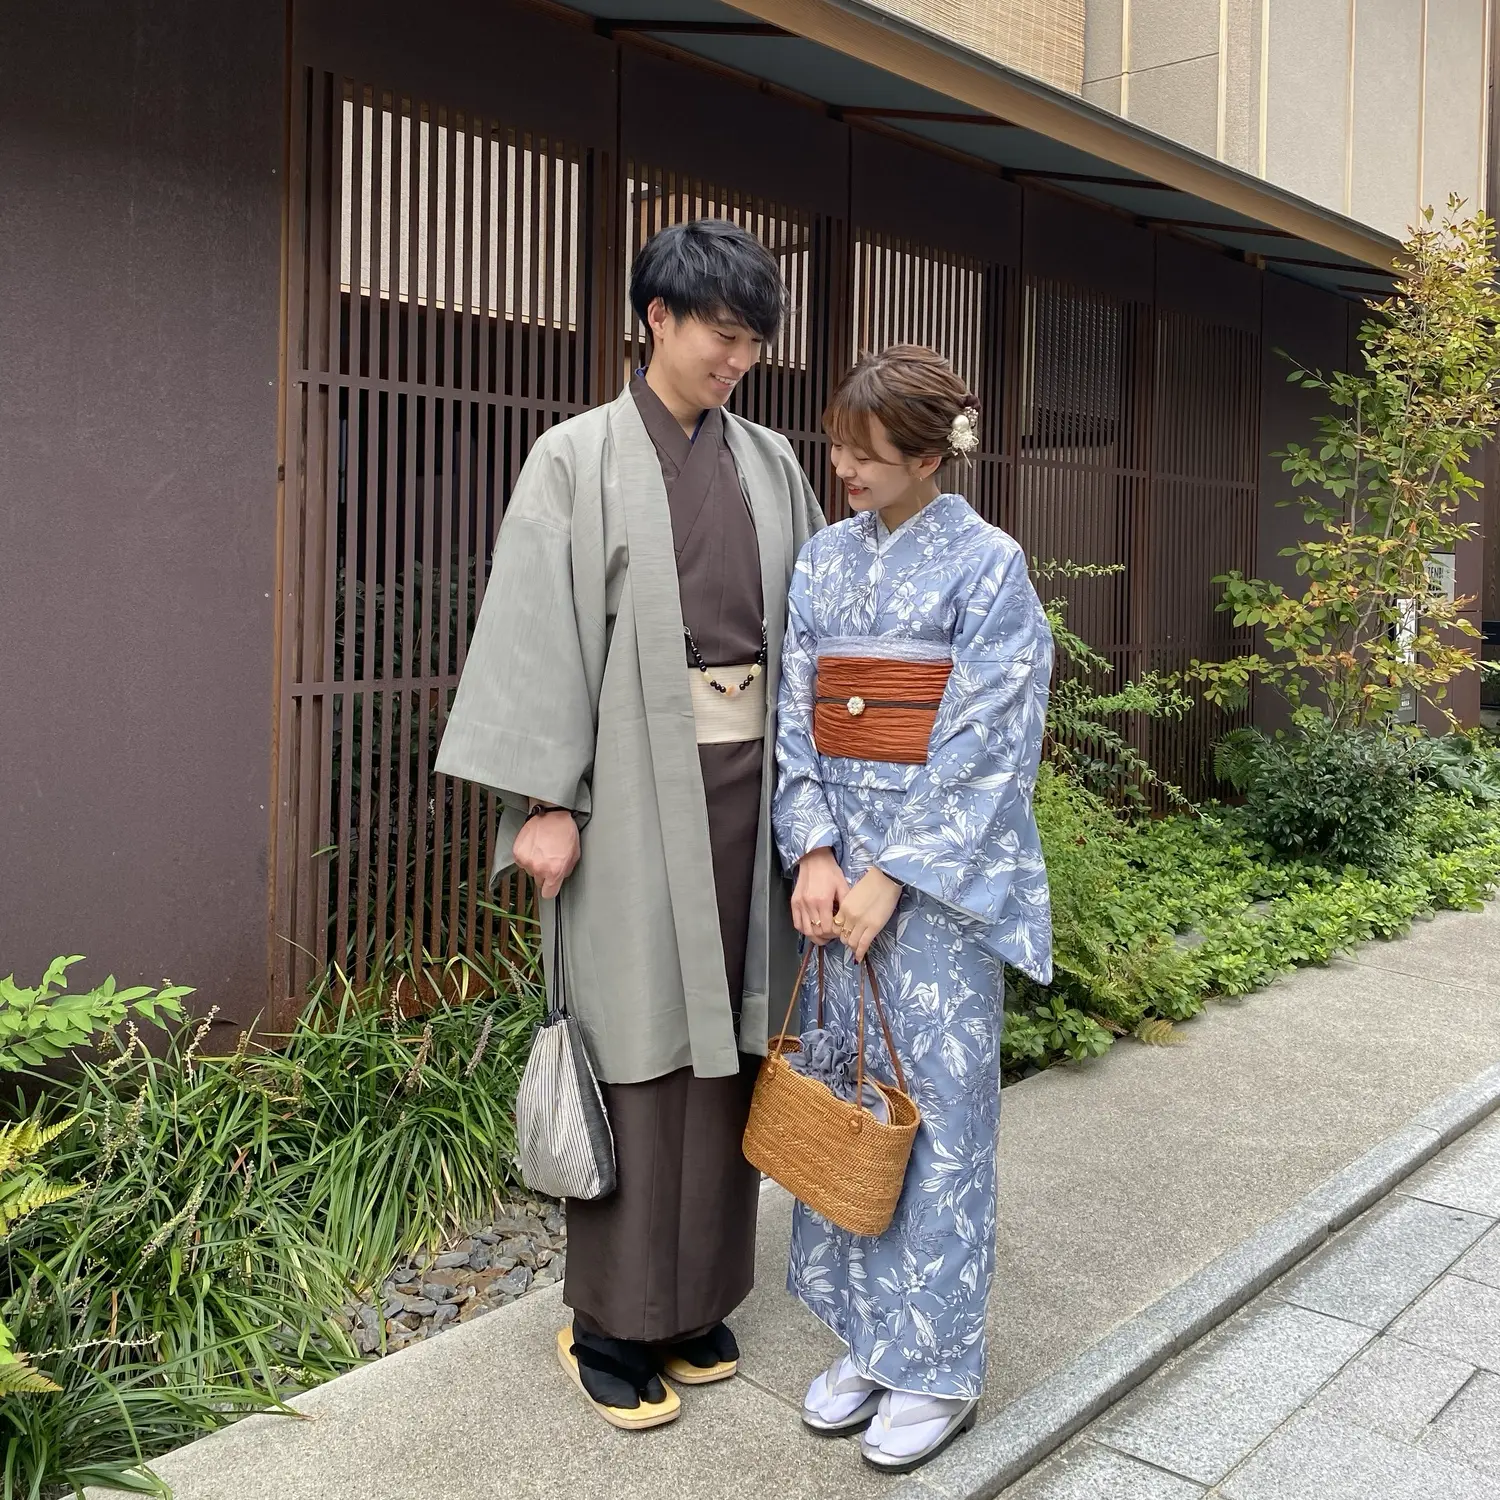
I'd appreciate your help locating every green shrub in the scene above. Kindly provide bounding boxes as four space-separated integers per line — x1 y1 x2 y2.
0 958 187 1073
1006 770 1500 1079
1213 724 1422 873
2 940 543 1496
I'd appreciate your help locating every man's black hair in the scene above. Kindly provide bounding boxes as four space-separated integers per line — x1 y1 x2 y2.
629 219 786 344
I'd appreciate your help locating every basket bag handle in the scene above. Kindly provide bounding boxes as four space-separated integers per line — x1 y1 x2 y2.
774 942 908 1102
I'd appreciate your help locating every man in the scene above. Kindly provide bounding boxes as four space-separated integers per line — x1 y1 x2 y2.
435 219 823 1429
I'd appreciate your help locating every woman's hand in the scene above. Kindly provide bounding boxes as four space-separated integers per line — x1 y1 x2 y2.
513 810 580 899
791 847 849 945
833 869 902 963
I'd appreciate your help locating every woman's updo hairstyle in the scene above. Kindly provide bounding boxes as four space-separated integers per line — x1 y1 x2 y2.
822 345 981 467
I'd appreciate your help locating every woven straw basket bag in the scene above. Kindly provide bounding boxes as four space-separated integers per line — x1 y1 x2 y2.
743 945 920 1236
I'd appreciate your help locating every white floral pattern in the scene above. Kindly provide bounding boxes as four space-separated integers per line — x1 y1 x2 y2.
772 493 1053 1398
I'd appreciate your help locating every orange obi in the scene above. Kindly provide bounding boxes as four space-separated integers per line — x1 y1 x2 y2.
813 657 953 764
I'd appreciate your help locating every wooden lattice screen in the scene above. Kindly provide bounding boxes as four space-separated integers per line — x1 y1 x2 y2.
276 72 602 1005
273 58 1259 1014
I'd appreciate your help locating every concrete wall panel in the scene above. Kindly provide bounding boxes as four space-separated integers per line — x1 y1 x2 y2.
1222 0 1263 173
1265 0 1350 211
1129 0 1221 74
1083 75 1123 112
1129 53 1220 157
1351 0 1422 238
1422 0 1487 214
1084 0 1125 84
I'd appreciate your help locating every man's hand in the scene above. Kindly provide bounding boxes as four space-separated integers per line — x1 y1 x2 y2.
513 810 580 899
834 868 902 963
791 847 849 945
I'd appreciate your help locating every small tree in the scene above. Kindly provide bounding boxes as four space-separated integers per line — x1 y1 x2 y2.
1195 198 1500 730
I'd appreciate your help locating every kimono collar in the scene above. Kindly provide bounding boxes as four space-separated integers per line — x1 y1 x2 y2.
871 492 969 552
629 370 718 464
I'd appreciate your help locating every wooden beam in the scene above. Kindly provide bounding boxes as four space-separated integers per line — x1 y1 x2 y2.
1142 217 1297 238
1261 253 1392 272
722 0 1401 271
1011 168 1180 190
834 106 1017 125
598 19 792 36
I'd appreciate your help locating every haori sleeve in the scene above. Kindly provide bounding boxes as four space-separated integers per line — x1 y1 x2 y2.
772 553 841 871
435 431 599 841
874 541 1053 924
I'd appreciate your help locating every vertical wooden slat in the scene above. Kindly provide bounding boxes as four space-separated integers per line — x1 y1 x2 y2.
374 96 408 969
352 87 386 985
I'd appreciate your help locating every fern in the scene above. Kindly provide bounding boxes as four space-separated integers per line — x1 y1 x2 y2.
0 1113 80 1394
1213 726 1265 792
0 1176 82 1234
1034 559 1194 809
1134 1017 1184 1046
0 1114 73 1177
0 1357 61 1395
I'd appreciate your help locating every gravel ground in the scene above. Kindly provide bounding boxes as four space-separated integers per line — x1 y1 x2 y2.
335 1199 566 1356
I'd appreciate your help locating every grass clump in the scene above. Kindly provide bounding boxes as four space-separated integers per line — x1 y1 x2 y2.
0 930 543 1499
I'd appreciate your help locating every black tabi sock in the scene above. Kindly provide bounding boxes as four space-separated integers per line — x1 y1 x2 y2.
663 1320 739 1369
570 1323 667 1409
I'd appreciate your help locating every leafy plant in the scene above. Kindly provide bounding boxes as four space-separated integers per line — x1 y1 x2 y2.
2 930 544 1492
1033 560 1195 809
1194 200 1500 729
0 1116 80 1397
1005 759 1500 1079
0 957 189 1073
1408 731 1500 804
1213 724 1422 872
0 1278 277 1500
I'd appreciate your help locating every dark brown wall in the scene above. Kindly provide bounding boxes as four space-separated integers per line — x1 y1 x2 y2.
0 3 285 1018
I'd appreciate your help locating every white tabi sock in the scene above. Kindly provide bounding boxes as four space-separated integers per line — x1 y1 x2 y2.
868 1389 973 1458
803 1353 882 1424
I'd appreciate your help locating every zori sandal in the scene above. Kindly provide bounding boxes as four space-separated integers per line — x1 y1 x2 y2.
860 1391 979 1472
661 1322 740 1385
802 1353 885 1436
555 1325 680 1431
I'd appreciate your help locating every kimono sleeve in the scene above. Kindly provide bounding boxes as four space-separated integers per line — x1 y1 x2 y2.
434 431 600 837
874 545 1052 924
772 552 840 871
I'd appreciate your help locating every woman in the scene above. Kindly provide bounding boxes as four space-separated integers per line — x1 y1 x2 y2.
772 345 1053 1473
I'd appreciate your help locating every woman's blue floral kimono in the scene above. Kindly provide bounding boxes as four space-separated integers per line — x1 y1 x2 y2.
772 492 1053 1399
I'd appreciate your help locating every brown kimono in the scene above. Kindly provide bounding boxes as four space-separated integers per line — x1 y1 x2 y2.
563 375 765 1344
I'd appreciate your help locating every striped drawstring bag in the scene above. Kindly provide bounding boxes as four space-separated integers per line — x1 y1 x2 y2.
513 899 616 1200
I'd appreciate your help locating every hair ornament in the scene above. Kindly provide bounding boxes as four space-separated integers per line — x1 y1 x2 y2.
947 406 981 459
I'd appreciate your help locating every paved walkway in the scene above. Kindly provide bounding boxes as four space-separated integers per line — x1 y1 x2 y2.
1001 1110 1500 1499
106 905 1500 1500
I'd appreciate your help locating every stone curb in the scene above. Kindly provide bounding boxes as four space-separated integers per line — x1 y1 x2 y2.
888 1059 1500 1500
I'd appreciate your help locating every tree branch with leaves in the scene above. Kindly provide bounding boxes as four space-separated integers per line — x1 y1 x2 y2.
1194 198 1500 731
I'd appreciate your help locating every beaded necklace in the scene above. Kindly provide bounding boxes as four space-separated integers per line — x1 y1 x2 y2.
684 621 767 698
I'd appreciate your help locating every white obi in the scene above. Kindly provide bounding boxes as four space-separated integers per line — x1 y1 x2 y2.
687 665 766 745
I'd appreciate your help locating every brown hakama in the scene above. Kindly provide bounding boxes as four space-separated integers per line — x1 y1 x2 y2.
563 376 766 1343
